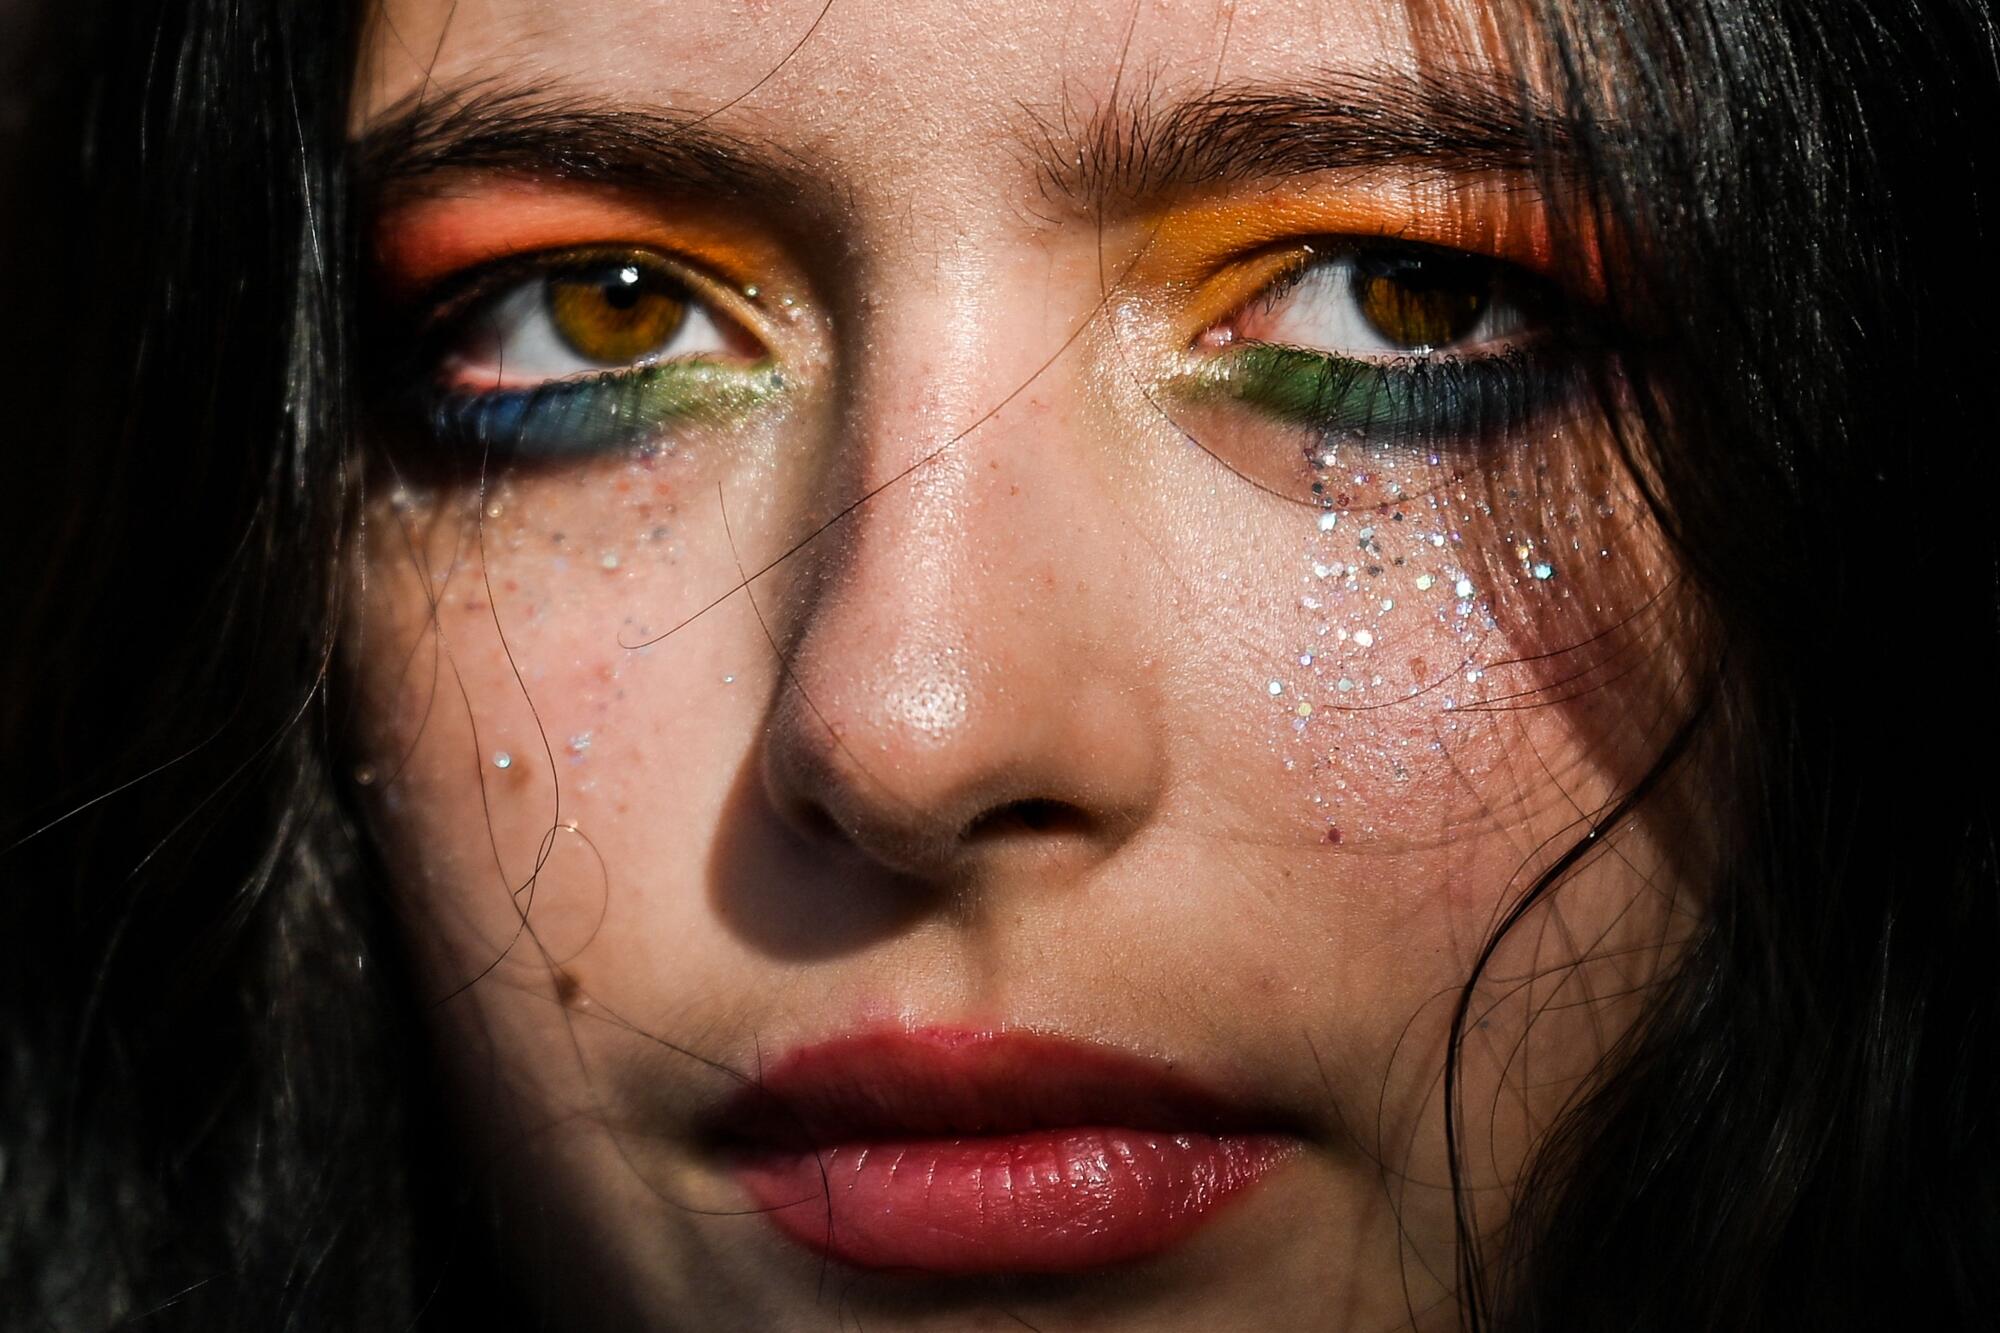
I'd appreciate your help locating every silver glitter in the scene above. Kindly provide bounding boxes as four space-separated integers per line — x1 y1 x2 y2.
1354 629 1375 648
1337 677 1355 693
1531 562 1556 580
1454 578 1476 599
1268 680 1285 696
351 764 376 787
1299 652 1315 666
492 751 513 770
722 674 736 684
600 551 622 570
1415 573 1435 591
1317 511 1339 532
567 732 593 755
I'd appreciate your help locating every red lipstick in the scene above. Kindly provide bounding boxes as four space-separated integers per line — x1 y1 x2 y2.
710 1028 1298 1275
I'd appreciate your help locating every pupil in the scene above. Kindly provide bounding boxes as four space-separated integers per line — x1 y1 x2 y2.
602 266 643 312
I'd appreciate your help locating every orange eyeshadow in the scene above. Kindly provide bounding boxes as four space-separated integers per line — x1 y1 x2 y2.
372 177 791 300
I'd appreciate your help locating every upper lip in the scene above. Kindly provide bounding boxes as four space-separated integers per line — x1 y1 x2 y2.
703 1026 1296 1151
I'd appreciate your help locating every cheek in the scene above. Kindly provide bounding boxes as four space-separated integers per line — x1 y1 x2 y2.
1121 409 1699 1197
342 455 773 995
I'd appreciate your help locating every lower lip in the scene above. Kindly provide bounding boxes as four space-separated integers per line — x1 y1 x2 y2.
733 1128 1294 1274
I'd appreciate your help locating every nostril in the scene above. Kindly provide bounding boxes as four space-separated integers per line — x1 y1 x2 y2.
964 797 1091 840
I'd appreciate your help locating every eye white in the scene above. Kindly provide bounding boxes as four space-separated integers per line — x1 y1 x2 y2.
1248 254 1524 359
452 272 733 388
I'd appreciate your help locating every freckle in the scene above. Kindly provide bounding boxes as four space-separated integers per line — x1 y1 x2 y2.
614 479 632 494
503 579 519 593
554 970 581 1005
1324 826 1344 845
1010 484 1020 496
654 482 673 497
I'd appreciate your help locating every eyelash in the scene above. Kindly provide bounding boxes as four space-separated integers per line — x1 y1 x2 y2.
381 235 1579 467
1193 239 1580 450
389 247 779 461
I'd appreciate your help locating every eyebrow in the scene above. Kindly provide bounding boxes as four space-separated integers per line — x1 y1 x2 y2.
1033 69 1578 214
353 70 1574 216
353 83 823 206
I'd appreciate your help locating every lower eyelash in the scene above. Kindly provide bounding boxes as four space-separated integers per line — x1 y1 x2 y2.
1207 341 1573 448
424 360 783 460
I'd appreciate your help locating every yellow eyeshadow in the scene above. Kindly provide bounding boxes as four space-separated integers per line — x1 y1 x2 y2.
1114 173 1583 344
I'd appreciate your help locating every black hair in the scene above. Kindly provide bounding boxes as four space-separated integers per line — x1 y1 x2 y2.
1 0 1994 1329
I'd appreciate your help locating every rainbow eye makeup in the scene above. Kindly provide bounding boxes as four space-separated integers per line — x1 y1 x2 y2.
398 244 782 461
1183 238 1570 447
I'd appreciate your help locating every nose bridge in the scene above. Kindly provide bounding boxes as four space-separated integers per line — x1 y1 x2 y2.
755 256 1161 883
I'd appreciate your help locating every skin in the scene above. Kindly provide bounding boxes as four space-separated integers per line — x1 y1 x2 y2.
344 1 1702 1328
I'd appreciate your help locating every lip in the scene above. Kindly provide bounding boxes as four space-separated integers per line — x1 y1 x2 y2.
706 1027 1301 1275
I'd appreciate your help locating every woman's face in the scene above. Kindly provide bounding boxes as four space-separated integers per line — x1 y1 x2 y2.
346 0 1696 1327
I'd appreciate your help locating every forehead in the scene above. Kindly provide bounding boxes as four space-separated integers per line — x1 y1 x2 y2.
357 0 1442 153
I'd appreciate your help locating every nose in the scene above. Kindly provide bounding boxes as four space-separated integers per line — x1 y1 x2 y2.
755 310 1163 894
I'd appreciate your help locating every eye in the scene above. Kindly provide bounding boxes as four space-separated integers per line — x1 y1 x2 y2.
1211 243 1536 361
1170 239 1579 503
396 247 783 462
441 249 758 392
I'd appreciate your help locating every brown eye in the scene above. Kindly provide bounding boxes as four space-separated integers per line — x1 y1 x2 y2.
1351 253 1491 352
545 259 689 364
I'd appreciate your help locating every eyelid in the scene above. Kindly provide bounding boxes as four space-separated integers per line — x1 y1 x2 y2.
1120 174 1603 337
373 178 792 294
372 178 813 358
414 243 763 350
